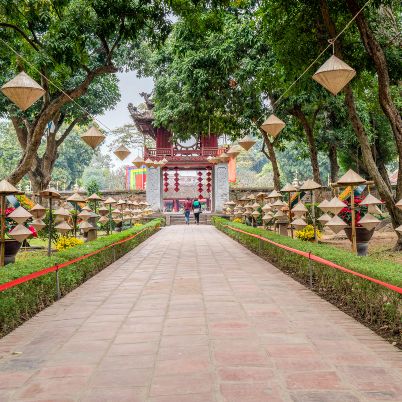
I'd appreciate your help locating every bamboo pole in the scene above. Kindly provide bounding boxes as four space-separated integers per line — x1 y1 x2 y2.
311 190 318 243
288 193 294 238
47 197 53 257
0 195 6 267
350 185 357 253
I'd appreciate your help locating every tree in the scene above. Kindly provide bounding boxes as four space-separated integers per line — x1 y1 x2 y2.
0 0 172 186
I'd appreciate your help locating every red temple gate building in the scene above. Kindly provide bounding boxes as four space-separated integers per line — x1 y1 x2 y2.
128 98 230 212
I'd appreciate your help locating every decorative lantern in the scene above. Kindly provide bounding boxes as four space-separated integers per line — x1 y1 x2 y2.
114 145 131 161
132 156 144 168
317 213 332 223
226 144 243 157
291 218 308 230
218 152 230 163
358 213 380 231
326 197 347 215
1 71 45 110
312 55 356 96
360 193 381 206
30 203 46 219
81 126 105 149
8 206 32 224
261 114 286 138
291 202 308 217
318 199 330 213
325 215 347 234
9 224 32 242
78 210 92 221
30 218 46 231
237 136 256 151
55 221 72 234
336 169 366 186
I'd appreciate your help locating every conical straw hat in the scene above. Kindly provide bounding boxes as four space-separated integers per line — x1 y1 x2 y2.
318 199 330 213
267 190 282 198
78 210 92 221
262 213 272 221
395 225 402 234
54 207 70 217
291 218 308 230
337 169 366 185
113 217 122 223
312 55 356 96
300 179 321 191
81 126 105 149
0 179 18 194
98 216 108 224
79 221 93 232
360 193 382 206
226 144 243 157
317 213 332 223
87 193 103 201
67 192 85 203
55 221 72 234
292 202 308 213
8 206 32 224
30 203 46 219
39 188 60 198
218 152 230 162
261 114 286 137
132 156 144 168
251 210 260 217
144 158 154 168
326 196 347 215
9 224 32 242
368 204 382 215
98 206 109 216
395 198 402 210
358 213 380 231
104 197 117 205
325 215 347 234
30 218 46 231
237 136 256 151
114 145 131 161
1 71 45 110
262 203 272 211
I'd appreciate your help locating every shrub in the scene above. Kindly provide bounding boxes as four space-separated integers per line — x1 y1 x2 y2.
55 236 84 251
295 224 322 241
0 219 163 337
212 217 402 347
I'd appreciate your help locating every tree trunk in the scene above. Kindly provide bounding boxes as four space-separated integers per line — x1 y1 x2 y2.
260 128 281 190
320 0 402 250
328 143 339 183
346 0 402 200
288 105 322 185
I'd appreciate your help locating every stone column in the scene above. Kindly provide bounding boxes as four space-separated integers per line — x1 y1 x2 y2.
146 167 162 211
214 163 229 212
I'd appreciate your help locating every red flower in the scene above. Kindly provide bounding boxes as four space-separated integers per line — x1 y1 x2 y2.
28 225 38 238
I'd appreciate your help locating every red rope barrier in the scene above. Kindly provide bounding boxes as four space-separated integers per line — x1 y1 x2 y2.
223 225 402 295
0 228 150 293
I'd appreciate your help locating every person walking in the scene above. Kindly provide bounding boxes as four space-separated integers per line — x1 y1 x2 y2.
184 197 192 225
192 198 202 225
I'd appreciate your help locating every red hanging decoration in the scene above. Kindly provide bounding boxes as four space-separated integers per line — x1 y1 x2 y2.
163 167 169 192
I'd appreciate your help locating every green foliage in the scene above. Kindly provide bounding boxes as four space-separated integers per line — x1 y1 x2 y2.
0 219 163 337
213 217 401 345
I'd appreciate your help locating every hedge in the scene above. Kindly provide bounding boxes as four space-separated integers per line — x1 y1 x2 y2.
213 217 402 347
0 219 163 337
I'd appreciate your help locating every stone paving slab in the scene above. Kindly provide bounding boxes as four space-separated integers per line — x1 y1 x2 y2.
0 225 401 401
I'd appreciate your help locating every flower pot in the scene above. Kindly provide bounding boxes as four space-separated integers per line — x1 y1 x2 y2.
344 227 375 256
4 239 22 265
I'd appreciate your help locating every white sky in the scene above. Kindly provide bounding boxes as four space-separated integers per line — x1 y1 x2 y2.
98 71 154 167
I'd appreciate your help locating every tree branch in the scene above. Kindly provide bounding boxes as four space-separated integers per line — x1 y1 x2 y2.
56 116 83 147
0 22 40 51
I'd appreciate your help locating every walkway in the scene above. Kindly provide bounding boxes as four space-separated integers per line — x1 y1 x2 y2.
0 226 401 402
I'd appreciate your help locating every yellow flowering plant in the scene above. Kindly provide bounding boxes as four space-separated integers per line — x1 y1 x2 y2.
295 224 321 241
55 236 84 251
232 217 243 223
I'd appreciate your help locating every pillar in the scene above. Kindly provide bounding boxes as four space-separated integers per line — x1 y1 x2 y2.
146 167 162 211
213 163 229 212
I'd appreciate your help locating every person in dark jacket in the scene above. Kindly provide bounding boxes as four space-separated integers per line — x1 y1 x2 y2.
192 198 202 225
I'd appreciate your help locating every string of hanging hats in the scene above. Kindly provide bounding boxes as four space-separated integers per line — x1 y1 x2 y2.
258 0 373 140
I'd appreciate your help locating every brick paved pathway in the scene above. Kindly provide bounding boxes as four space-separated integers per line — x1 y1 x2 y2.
0 226 401 402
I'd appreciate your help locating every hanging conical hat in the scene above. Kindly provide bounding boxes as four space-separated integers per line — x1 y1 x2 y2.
81 126 105 149
113 217 122 224
8 206 32 224
318 199 330 213
261 114 286 137
81 206 92 212
326 196 347 215
274 210 285 218
9 223 32 242
79 221 93 232
66 192 85 203
360 193 381 206
226 144 243 157
39 188 60 198
55 221 72 234
256 192 266 199
358 213 380 231
117 199 127 206
54 207 70 217
144 158 154 168
312 55 356 96
251 202 260 209
0 179 18 194
291 218 308 230
237 136 256 151
161 158 169 165
98 206 108 216
132 156 144 168
114 145 131 161
78 210 92 221
281 183 297 192
207 156 219 164
272 199 285 208
98 215 108 224
299 179 321 191
262 213 273 221
262 203 272 211
251 210 260 217
104 197 117 205
87 193 102 201
317 213 332 223
111 208 121 216
325 215 347 234
218 152 230 162
267 190 282 199
1 71 45 111
30 218 46 231
337 169 366 185
368 204 382 215
395 198 402 210
292 202 308 214
30 203 46 219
